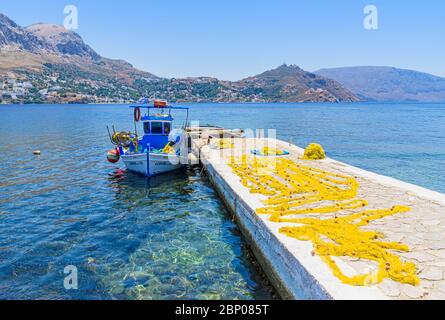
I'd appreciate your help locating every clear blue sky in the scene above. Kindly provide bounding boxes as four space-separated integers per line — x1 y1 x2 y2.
1 0 444 80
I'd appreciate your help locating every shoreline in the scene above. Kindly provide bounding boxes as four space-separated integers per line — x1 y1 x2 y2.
2 101 445 106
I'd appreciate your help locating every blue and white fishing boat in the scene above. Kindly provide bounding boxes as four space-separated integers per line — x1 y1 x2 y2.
106 100 189 177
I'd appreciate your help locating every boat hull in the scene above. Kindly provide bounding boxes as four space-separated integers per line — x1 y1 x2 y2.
121 153 183 177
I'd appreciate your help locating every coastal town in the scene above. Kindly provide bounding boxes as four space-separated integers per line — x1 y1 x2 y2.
0 72 256 104
0 65 356 105
0 72 135 104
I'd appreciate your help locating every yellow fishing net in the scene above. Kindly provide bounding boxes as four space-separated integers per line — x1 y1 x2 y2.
212 139 235 149
302 143 326 160
257 147 287 156
228 155 419 286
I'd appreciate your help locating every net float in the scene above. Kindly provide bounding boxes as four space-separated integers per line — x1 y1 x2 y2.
107 148 120 163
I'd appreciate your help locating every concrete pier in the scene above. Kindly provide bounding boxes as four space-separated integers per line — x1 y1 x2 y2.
188 131 445 300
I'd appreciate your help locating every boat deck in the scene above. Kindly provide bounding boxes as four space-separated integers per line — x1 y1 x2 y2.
188 129 445 300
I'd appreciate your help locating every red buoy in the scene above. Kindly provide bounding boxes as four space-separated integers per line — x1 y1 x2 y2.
107 148 120 163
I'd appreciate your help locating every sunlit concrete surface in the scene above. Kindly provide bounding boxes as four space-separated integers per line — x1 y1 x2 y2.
190 134 445 300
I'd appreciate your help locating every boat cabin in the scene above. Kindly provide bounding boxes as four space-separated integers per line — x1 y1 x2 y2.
140 114 173 150
129 102 189 153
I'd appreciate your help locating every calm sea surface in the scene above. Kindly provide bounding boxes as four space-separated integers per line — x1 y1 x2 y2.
0 102 444 299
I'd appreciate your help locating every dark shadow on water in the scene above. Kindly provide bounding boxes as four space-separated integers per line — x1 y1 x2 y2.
107 167 193 204
108 166 189 188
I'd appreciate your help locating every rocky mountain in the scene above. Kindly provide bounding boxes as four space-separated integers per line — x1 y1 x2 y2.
234 64 359 102
315 66 445 102
0 13 50 52
1 13 359 104
0 13 160 103
26 23 100 60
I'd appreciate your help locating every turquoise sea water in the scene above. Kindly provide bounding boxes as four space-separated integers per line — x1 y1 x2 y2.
0 102 444 299
185 103 445 193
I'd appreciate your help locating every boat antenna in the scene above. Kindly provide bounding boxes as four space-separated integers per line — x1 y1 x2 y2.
106 125 113 144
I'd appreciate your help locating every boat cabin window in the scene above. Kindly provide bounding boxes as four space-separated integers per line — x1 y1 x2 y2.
164 122 171 134
143 122 151 134
143 121 171 135
151 122 163 134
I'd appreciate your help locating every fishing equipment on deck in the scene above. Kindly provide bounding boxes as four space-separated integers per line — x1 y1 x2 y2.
168 129 185 146
156 129 186 154
107 148 120 163
162 143 176 154
111 131 138 148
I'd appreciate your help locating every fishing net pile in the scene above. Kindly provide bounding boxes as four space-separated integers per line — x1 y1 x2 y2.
228 155 419 286
302 143 326 160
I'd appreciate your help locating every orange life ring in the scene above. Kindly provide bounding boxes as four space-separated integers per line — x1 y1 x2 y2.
134 107 141 122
